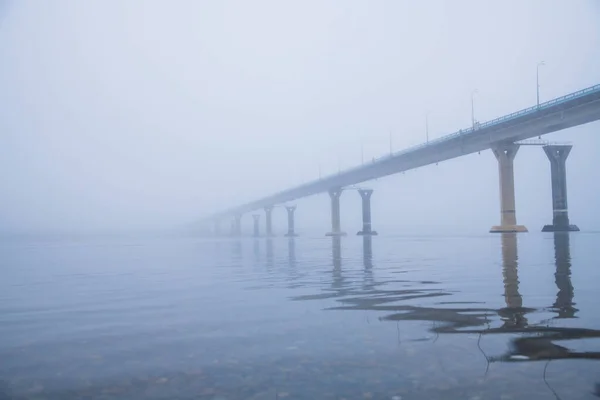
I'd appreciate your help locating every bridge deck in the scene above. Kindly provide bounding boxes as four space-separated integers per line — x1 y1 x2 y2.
208 84 600 220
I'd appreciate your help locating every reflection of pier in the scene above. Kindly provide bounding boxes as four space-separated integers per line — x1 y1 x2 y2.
331 237 344 290
292 231 600 365
499 234 530 328
362 236 374 288
266 238 274 269
288 238 296 269
552 233 576 318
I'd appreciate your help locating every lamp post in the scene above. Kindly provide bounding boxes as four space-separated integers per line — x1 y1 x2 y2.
537 61 545 107
471 89 478 129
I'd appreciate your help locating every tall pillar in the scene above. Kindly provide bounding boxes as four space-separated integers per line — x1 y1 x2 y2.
264 206 274 237
326 188 347 236
232 214 242 236
490 143 528 233
357 189 378 236
252 214 260 237
542 145 579 232
284 205 298 237
213 220 221 236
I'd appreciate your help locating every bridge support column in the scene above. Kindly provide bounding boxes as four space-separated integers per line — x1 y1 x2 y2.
542 145 579 232
284 206 298 237
252 214 260 237
213 220 221 236
490 143 527 233
357 189 377 235
326 188 347 236
490 143 528 233
232 214 242 236
264 206 274 237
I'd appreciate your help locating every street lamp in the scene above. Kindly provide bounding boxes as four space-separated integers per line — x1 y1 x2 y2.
537 61 545 107
471 89 478 129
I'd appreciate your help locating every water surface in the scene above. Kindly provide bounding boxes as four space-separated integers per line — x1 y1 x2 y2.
1 232 599 399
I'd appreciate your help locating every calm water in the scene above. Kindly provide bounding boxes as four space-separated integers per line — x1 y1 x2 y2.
1 232 600 399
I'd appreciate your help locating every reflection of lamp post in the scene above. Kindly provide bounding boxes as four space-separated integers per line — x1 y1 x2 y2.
537 61 545 107
471 89 478 129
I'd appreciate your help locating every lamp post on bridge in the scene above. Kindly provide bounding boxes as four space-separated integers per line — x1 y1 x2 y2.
471 89 478 129
537 61 545 107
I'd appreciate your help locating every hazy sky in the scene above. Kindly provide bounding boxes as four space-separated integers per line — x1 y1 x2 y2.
1 0 599 235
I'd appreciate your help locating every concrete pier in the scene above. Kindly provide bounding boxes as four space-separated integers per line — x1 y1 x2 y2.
542 145 579 232
213 220 221 236
326 188 347 236
490 143 528 233
264 206 274 237
284 205 298 237
252 214 260 237
357 189 378 236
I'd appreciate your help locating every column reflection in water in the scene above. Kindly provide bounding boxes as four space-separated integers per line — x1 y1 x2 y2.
499 233 527 328
231 238 243 262
288 238 296 269
362 236 373 288
253 239 260 263
266 238 274 269
331 237 344 290
552 232 576 318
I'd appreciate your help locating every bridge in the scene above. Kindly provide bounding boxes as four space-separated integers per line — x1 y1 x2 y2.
204 83 600 236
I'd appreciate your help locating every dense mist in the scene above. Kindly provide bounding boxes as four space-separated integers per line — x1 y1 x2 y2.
1 1 599 235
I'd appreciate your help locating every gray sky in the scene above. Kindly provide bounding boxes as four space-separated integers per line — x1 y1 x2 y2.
1 0 599 235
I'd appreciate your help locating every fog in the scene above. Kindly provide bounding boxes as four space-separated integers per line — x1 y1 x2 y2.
1 0 599 235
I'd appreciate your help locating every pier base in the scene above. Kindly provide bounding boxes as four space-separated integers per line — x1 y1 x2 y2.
542 224 580 232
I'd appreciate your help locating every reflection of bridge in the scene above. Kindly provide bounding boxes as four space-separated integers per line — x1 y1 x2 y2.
205 84 600 236
287 233 600 365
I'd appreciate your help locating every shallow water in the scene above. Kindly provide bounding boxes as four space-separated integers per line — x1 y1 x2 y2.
1 232 599 399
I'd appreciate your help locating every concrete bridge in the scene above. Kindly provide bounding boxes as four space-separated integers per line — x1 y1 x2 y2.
205 83 600 236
